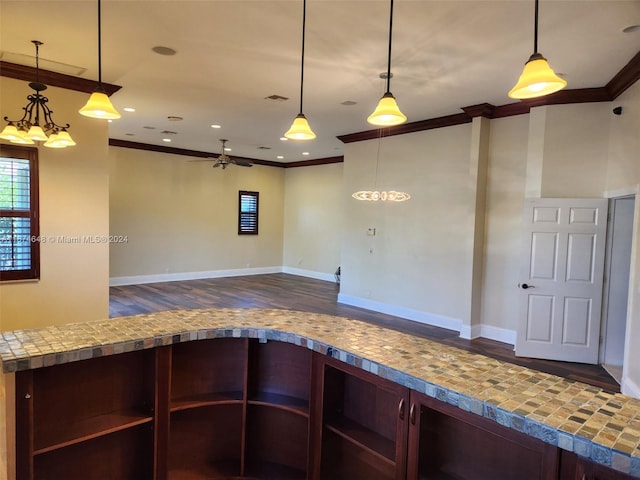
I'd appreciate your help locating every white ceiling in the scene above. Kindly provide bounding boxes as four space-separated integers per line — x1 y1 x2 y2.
1 1 639 162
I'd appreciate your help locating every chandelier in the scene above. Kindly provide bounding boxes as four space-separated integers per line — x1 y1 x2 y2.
352 129 410 203
0 41 76 148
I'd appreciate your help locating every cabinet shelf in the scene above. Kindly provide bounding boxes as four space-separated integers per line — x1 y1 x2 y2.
247 392 309 417
170 391 244 412
325 416 396 466
34 409 152 455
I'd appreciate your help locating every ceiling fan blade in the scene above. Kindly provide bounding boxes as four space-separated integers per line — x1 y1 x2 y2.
233 160 253 167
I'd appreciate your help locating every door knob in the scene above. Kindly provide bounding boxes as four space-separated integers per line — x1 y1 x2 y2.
519 283 535 289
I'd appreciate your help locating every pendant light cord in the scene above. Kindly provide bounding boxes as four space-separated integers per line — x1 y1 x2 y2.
97 0 103 87
533 0 539 54
298 0 307 115
385 0 395 94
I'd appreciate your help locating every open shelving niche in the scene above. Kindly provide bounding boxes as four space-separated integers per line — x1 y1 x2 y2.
319 356 409 480
17 349 157 480
167 337 312 479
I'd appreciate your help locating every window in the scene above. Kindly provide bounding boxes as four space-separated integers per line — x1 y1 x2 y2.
0 145 39 281
238 190 259 235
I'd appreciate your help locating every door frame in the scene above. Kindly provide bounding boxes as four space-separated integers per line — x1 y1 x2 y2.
599 195 634 376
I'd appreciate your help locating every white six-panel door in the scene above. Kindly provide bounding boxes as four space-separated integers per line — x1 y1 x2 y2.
515 198 608 364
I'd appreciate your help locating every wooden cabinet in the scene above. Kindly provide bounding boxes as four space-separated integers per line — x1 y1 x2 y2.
406 390 559 480
13 338 638 480
167 338 247 478
16 349 157 480
316 356 409 480
245 339 312 479
559 450 636 480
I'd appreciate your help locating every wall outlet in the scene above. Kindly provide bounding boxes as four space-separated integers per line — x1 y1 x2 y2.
367 227 376 236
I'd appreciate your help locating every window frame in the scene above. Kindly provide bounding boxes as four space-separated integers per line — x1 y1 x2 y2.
0 145 40 281
238 190 259 235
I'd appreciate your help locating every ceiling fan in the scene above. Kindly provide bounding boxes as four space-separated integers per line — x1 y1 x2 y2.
207 139 253 169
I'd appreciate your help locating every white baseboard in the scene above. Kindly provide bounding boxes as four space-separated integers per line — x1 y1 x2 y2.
479 324 517 345
459 324 482 340
622 376 640 399
337 294 463 332
109 266 283 287
281 266 337 283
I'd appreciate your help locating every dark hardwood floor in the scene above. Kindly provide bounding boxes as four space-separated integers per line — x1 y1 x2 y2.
109 273 620 393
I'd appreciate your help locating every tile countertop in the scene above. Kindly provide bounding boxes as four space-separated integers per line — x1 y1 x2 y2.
1 308 639 477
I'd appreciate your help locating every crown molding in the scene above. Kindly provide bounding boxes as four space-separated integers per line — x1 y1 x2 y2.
340 49 640 142
108 138 342 167
0 61 121 96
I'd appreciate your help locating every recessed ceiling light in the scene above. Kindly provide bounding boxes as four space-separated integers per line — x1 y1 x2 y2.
162 138 172 142
302 152 310 156
152 46 177 56
167 116 183 121
277 155 284 159
341 100 357 106
143 126 156 130
623 24 640 33
280 137 288 141
211 124 221 129
125 133 134 136
123 107 135 112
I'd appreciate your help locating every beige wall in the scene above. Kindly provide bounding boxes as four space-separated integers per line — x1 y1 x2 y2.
109 147 285 281
282 163 343 280
481 114 529 333
0 78 109 331
540 103 611 197
340 125 473 327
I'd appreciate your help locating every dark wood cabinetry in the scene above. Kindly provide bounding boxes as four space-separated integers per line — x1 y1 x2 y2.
407 391 558 480
16 350 157 480
317 356 409 480
559 450 636 480
13 339 637 480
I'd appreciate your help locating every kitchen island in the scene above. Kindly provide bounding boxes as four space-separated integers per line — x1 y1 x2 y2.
0 308 638 479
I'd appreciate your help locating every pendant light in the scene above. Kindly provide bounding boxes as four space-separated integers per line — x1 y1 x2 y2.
352 128 410 202
0 41 76 148
284 0 316 140
79 0 121 119
367 0 406 127
508 0 567 99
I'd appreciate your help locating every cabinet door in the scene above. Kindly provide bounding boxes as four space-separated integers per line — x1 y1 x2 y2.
407 390 558 480
559 449 636 480
319 356 409 480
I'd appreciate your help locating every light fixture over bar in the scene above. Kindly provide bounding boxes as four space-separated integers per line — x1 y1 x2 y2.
0 41 76 148
79 0 121 119
508 0 567 99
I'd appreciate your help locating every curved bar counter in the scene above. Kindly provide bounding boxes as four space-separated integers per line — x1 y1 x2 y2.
1 308 639 479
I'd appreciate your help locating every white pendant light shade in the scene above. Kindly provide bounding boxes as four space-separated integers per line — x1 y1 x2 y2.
26 125 48 142
0 124 22 141
284 114 316 140
367 92 407 126
55 130 76 146
10 131 35 145
508 53 566 99
43 132 65 149
79 91 121 119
